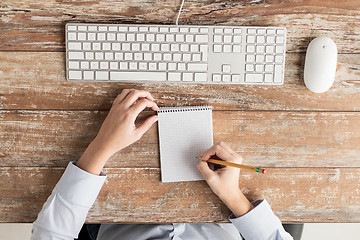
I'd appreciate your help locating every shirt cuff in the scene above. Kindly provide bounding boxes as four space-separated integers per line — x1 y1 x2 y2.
53 162 107 207
230 199 287 239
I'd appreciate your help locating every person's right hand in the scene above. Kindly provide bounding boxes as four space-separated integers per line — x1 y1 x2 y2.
197 142 254 217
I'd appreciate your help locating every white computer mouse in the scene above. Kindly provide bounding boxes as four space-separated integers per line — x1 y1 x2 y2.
304 37 337 93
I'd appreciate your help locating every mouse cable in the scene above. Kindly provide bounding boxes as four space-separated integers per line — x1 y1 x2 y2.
175 0 186 25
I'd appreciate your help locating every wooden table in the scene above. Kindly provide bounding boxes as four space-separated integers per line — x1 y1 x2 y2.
1 0 360 223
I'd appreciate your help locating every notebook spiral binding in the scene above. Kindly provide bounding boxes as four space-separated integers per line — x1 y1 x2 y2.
157 105 212 113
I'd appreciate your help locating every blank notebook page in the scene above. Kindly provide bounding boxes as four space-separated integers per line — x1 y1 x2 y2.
157 106 213 182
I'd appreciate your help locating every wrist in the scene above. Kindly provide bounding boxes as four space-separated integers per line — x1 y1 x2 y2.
76 140 113 175
220 190 254 217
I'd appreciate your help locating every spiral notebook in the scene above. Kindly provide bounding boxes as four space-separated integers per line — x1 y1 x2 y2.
157 106 213 182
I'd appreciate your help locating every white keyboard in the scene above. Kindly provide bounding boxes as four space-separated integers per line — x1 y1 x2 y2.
66 23 286 84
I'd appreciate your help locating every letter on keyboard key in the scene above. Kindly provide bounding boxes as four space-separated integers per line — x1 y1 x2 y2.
187 63 208 71
245 73 263 83
110 72 166 81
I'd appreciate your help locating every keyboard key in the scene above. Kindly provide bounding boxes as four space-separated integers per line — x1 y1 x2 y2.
265 64 273 72
266 55 273 62
161 44 170 51
168 72 181 81
96 71 108 80
137 33 145 41
188 63 207 71
246 45 255 53
134 53 143 60
69 61 79 69
83 42 91 50
195 73 207 82
168 63 176 70
233 45 241 52
110 62 119 70
266 36 275 44
190 44 199 52
139 26 148 32
156 34 165 42
88 33 96 40
256 36 265 44
127 33 135 41
222 75 231 82
139 62 148 70
122 43 131 50
214 28 222 33
78 26 87 31
151 43 160 51
190 27 198 33
213 45 222 53
129 62 138 70
110 72 166 81
212 74 221 82
67 25 77 31
149 62 157 70
163 53 171 61
256 55 265 62
256 45 265 53
180 27 188 33
112 43 121 50
68 42 82 50
275 55 283 63
117 33 126 41
213 35 222 44
171 44 180 52
81 61 89 69
266 46 274 54
224 28 232 34
200 28 208 33
158 62 166 70
132 43 140 51
129 26 138 32
100 62 109 69
90 62 99 69
195 35 208 43
247 28 256 34
146 33 155 42
233 28 241 34
245 73 263 83
255 64 263 72
276 46 284 53
276 36 285 44
222 64 231 73
183 53 191 61
200 45 208 61
176 34 185 42
166 34 175 42
159 27 168 32
247 35 255 43
141 43 150 51
192 53 201 61
119 62 128 70
246 64 254 71
107 33 116 41
84 71 94 80
277 29 285 35
223 45 232 53
69 52 84 60
114 53 123 60
264 74 273 83
186 34 194 42
124 53 133 60
233 35 241 44
246 55 255 62
173 53 182 61
97 33 106 41
180 44 189 52
231 74 241 82
178 63 186 70
78 32 86 40
183 72 193 81
224 35 232 43
102 42 111 50
274 65 283 83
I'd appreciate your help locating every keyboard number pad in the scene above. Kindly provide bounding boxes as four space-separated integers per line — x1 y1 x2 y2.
244 27 286 83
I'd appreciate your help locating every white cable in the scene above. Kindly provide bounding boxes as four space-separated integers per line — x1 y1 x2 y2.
175 0 186 25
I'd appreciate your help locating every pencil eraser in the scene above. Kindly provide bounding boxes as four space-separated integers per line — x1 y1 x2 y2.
262 169 266 174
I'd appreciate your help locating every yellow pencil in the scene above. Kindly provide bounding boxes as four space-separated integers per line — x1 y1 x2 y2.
205 158 266 174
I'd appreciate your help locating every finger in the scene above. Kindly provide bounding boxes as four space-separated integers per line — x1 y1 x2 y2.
123 90 155 108
135 115 159 137
130 99 159 117
112 89 133 106
201 143 234 163
218 141 237 155
197 161 217 180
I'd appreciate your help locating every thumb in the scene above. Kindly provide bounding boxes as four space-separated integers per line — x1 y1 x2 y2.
136 115 158 137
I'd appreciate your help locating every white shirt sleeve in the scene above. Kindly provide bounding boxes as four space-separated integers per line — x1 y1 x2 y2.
31 162 106 240
230 199 293 240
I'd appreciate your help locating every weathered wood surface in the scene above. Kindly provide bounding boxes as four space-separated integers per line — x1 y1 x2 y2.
0 0 360 52
1 110 360 168
0 52 359 111
1 167 360 223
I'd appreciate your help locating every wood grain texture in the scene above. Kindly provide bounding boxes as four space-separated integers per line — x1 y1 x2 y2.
0 52 359 111
1 110 360 168
1 167 360 223
0 0 360 52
